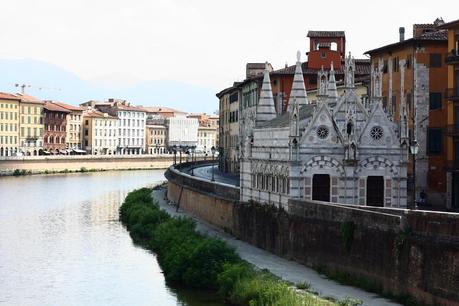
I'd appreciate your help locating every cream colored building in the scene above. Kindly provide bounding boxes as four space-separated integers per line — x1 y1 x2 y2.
17 94 44 156
146 124 167 154
82 109 118 155
197 125 217 154
0 92 20 157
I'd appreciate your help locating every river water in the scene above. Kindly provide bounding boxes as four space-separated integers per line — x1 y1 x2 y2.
0 170 225 306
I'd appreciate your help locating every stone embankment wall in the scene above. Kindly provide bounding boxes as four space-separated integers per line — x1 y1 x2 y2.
0 155 175 175
165 165 459 306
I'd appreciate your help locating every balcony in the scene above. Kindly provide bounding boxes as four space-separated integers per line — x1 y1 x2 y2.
445 88 459 102
445 50 459 65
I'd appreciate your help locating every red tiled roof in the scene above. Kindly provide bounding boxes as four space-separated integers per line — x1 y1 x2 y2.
307 31 345 38
0 92 20 101
48 101 83 112
16 93 44 104
271 60 371 76
83 109 118 119
44 101 71 113
143 106 186 114
365 30 447 54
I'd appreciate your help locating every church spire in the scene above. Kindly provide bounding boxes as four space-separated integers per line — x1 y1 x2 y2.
256 62 277 126
327 62 338 99
288 51 308 112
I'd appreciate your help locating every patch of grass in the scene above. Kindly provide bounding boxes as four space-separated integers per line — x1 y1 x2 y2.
120 187 338 306
296 281 312 290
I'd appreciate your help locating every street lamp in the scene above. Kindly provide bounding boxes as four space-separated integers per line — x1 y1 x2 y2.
211 146 216 181
179 145 183 164
410 139 419 208
191 146 196 176
172 145 177 165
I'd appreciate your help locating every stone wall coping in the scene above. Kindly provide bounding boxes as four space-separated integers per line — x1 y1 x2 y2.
169 165 239 190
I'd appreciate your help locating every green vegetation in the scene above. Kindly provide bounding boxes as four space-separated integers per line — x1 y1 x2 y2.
12 169 31 176
120 187 339 306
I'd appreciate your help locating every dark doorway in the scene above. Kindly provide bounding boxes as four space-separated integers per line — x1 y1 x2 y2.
367 176 384 207
312 174 330 202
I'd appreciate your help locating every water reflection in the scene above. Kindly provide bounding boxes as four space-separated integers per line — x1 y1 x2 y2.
0 171 225 306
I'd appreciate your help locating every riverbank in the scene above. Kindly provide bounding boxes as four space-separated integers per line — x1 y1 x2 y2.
0 155 174 176
120 187 350 306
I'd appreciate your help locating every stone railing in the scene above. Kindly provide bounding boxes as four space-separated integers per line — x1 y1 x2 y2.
165 162 240 202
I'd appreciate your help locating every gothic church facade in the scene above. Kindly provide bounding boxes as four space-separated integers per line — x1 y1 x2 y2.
240 52 408 209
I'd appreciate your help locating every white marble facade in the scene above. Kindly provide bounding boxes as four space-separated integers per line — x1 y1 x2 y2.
240 53 408 209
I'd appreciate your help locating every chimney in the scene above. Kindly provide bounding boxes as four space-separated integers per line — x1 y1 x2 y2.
399 27 405 42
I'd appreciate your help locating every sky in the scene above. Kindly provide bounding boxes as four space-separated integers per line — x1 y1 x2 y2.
0 0 458 93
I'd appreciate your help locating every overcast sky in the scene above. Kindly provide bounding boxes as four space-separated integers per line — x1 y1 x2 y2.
1 0 458 92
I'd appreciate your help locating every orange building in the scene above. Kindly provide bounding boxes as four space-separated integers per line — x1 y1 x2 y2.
365 18 449 208
438 19 459 210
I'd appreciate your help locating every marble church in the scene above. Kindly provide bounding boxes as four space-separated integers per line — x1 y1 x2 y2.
240 52 408 209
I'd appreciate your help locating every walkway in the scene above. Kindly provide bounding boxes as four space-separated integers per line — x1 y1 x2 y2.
182 164 240 186
152 186 400 306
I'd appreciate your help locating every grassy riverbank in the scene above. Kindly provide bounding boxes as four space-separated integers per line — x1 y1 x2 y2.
2 167 162 177
120 187 363 306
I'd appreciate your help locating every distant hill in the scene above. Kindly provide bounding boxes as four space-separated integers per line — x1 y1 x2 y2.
0 59 218 113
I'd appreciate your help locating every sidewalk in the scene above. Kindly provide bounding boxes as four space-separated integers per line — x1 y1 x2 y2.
152 186 401 306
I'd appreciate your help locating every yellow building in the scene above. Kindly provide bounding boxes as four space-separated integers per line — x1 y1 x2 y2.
146 124 167 154
17 94 44 156
0 92 20 157
439 19 459 210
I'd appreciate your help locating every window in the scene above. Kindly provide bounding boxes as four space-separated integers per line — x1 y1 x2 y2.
406 54 412 69
392 57 399 72
428 128 442 154
391 95 397 114
321 52 326 59
429 92 442 110
382 97 388 111
430 53 442 68
383 60 388 73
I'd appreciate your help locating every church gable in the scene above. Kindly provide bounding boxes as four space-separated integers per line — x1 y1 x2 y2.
333 90 368 136
358 102 399 148
300 104 343 147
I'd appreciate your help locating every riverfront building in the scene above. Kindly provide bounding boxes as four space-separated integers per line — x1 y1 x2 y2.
438 18 459 210
365 18 448 208
82 109 118 155
167 117 199 149
240 52 407 208
81 99 146 155
43 101 71 154
49 101 84 151
0 92 20 157
146 124 167 154
17 93 44 156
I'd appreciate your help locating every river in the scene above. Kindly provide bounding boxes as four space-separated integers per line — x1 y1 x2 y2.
0 170 225 306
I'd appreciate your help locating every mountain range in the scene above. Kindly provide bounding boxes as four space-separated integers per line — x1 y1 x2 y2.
0 59 218 114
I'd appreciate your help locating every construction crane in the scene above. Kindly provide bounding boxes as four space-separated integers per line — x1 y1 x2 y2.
14 83 61 95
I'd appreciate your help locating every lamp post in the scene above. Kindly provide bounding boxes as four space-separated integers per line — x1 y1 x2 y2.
173 145 177 165
204 145 207 161
211 146 216 181
179 145 183 164
191 146 195 176
410 139 419 208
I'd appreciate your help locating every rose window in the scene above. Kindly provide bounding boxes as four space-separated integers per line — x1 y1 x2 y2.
370 126 384 140
316 126 329 139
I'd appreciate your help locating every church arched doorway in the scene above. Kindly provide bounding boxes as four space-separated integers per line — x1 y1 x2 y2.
312 174 330 202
